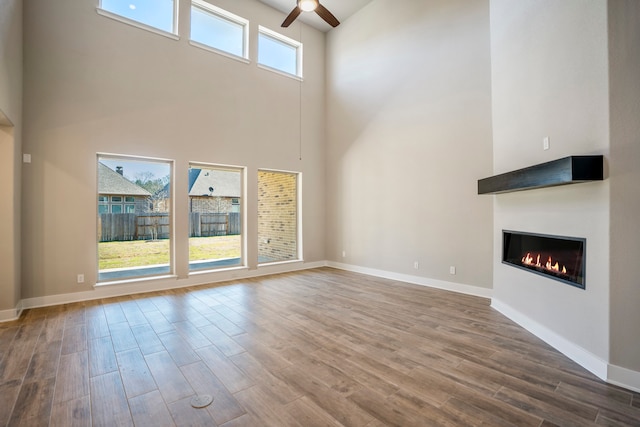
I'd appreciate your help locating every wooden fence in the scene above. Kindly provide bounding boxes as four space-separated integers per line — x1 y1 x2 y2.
99 213 169 242
190 213 240 237
99 212 240 242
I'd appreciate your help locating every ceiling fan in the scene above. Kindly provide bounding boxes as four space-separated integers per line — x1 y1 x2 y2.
281 0 340 28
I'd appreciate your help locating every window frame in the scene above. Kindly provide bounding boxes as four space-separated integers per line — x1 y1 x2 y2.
96 153 175 284
188 162 247 275
257 26 303 79
189 0 250 62
96 0 180 40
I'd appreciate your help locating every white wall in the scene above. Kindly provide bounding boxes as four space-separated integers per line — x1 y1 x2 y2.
0 0 22 314
325 0 494 290
609 0 640 377
490 0 610 368
20 0 326 300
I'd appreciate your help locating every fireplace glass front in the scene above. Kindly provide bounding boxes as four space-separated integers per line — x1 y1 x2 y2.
502 230 585 289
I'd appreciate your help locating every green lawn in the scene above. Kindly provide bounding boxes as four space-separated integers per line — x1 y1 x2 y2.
99 235 241 270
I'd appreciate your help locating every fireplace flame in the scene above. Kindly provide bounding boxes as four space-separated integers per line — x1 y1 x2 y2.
521 252 568 276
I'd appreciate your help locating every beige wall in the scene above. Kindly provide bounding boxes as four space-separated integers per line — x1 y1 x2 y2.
491 0 610 361
609 0 640 374
325 0 493 288
0 0 22 313
21 0 326 299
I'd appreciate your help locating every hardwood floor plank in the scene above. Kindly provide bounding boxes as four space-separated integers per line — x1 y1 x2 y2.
143 310 176 334
60 324 87 355
88 336 118 377
275 365 374 427
24 339 62 383
348 386 448 427
495 385 599 426
120 300 150 327
49 395 91 427
199 323 245 356
167 395 219 427
284 396 349 427
0 341 38 382
85 312 110 340
172 320 213 350
90 371 134 427
53 351 89 404
129 389 176 427
556 381 639 422
202 311 246 336
101 302 128 325
34 314 65 354
195 345 253 394
108 321 138 353
8 377 56 426
131 323 165 355
180 360 246 425
229 351 302 404
0 379 21 426
233 384 303 427
157 330 201 366
219 413 261 427
116 348 158 398
145 351 195 404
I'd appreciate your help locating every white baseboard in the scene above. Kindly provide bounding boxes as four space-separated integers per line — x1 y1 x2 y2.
0 300 23 322
492 298 640 393
608 364 640 393
327 261 493 299
18 260 327 311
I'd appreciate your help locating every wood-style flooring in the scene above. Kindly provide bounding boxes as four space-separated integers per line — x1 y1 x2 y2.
1 267 638 426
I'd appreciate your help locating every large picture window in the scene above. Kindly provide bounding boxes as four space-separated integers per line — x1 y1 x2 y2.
258 170 300 264
97 155 172 282
258 26 302 77
190 1 249 59
188 164 243 272
98 0 177 36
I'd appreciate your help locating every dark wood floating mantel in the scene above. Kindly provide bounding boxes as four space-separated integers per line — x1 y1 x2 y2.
478 155 604 195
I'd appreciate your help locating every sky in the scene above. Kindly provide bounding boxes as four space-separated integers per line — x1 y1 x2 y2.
99 158 170 182
101 0 174 32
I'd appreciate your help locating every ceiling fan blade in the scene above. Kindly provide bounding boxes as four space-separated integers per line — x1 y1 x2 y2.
315 3 340 27
281 6 302 27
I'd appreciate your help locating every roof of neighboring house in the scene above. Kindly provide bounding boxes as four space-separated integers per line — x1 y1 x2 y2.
98 163 151 196
154 168 241 199
189 169 241 198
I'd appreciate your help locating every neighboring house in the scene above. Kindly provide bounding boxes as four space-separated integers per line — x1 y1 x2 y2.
189 168 241 213
97 163 151 214
155 168 241 214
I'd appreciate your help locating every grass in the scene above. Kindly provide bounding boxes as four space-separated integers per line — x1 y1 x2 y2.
99 235 241 270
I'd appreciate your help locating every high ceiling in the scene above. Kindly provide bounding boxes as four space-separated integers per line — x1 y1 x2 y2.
257 0 374 32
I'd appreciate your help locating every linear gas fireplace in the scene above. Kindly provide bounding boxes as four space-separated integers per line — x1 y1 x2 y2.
503 230 586 289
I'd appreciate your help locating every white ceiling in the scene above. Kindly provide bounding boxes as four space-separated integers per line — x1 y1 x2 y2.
257 0 374 32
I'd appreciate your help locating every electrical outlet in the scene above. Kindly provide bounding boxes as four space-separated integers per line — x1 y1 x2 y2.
77 274 85 284
449 266 456 275
414 261 419 269
543 136 550 150
342 251 346 258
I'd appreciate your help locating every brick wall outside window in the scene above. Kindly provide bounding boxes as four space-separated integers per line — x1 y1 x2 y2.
258 171 298 262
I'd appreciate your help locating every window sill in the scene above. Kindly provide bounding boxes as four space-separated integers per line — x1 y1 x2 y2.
95 274 177 287
189 41 250 64
188 265 249 276
257 64 303 81
258 259 304 268
96 8 179 41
